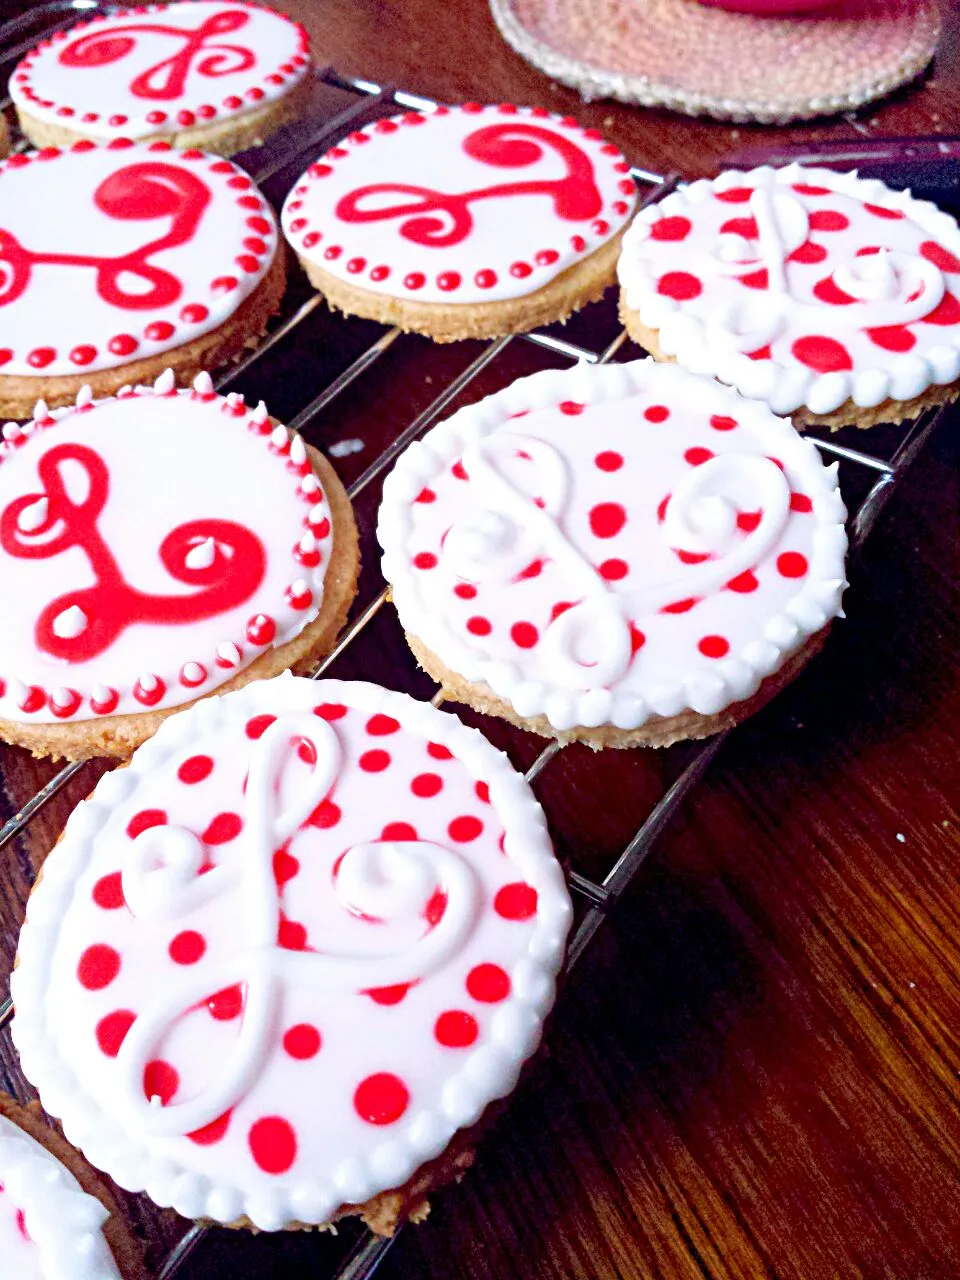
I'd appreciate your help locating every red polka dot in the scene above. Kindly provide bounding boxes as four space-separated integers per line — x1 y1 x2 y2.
245 714 276 739
435 1010 479 1048
207 985 244 1020
77 944 120 990
96 1009 135 1057
366 983 412 1005
777 551 809 578
382 821 417 840
428 742 453 760
449 815 483 842
178 755 213 785
716 187 753 203
277 918 308 950
710 415 737 431
475 781 490 803
808 210 849 232
789 241 828 265
249 1116 297 1174
92 872 124 910
658 271 702 301
599 558 628 581
454 582 477 599
589 502 627 538
559 400 584 415
630 623 646 655
273 849 300 887
494 883 538 920
283 1024 321 1059
595 450 623 471
791 493 813 513
314 703 347 720
126 809 167 839
359 750 391 772
920 241 960 274
727 570 759 593
737 511 762 533
467 616 492 636
188 1111 232 1146
738 268 768 290
354 1073 410 1125
684 447 714 467
662 597 698 614
451 460 469 480
748 344 772 361
650 216 691 241
698 635 730 659
922 293 960 325
793 184 831 196
416 487 436 503
466 963 511 1002
720 215 758 239
510 621 539 649
413 552 438 570
864 202 904 220
812 276 856 306
169 930 206 964
202 812 243 845
143 1060 179 1105
309 799 341 828
791 335 852 373
411 772 443 797
866 325 916 352
366 714 400 735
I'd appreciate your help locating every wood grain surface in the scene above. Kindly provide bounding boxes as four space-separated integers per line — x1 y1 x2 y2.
2 2 960 1277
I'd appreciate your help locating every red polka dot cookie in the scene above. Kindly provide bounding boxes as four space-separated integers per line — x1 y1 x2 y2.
11 675 572 1234
378 359 848 748
280 103 638 342
0 373 358 760
618 164 960 430
9 2 311 156
0 140 285 420
0 1094 147 1279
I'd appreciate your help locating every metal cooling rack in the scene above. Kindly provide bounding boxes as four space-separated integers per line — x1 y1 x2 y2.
0 5 955 1278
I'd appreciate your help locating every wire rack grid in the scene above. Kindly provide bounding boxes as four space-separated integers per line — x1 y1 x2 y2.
0 6 955 1279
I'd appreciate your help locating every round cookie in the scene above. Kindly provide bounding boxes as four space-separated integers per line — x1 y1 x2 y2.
0 140 285 419
9 2 311 156
11 675 573 1233
0 372 358 760
281 102 638 342
618 163 960 430
0 1094 147 1279
378 359 848 748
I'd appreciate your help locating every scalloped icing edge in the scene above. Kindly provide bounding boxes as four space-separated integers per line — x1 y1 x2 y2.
378 358 848 733
617 163 960 417
11 673 573 1232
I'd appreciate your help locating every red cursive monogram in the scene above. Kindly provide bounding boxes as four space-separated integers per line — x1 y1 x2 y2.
58 9 256 101
335 123 604 248
0 163 210 312
1 443 266 663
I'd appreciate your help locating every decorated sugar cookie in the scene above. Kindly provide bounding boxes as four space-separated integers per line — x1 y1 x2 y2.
378 359 848 748
281 103 638 341
12 675 572 1233
0 1095 146 1279
618 164 960 430
0 374 358 760
0 140 285 419
10 2 311 156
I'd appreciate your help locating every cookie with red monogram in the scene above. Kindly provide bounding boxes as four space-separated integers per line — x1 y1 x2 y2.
10 2 311 157
0 1094 147 1279
0 139 285 419
378 358 848 748
281 102 638 341
0 372 358 760
618 163 960 430
11 675 572 1233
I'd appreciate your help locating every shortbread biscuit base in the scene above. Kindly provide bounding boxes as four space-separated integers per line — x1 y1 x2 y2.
620 300 960 433
15 73 312 159
406 626 829 749
0 1094 149 1280
300 231 627 342
0 447 358 761
0 246 287 421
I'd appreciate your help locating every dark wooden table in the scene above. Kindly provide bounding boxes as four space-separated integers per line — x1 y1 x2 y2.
3 2 960 1277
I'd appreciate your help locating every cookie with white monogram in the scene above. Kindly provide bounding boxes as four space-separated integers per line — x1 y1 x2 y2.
0 373 358 761
281 102 638 342
10 2 311 156
12 675 572 1233
0 140 285 420
378 359 848 748
618 164 960 430
0 1094 147 1279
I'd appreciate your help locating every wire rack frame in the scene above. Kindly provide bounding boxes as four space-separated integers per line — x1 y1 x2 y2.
0 7 954 1279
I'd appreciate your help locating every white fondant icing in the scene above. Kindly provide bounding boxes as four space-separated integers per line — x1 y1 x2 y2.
618 163 960 415
10 2 310 141
12 675 572 1231
378 359 848 732
281 103 637 305
0 143 278 378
